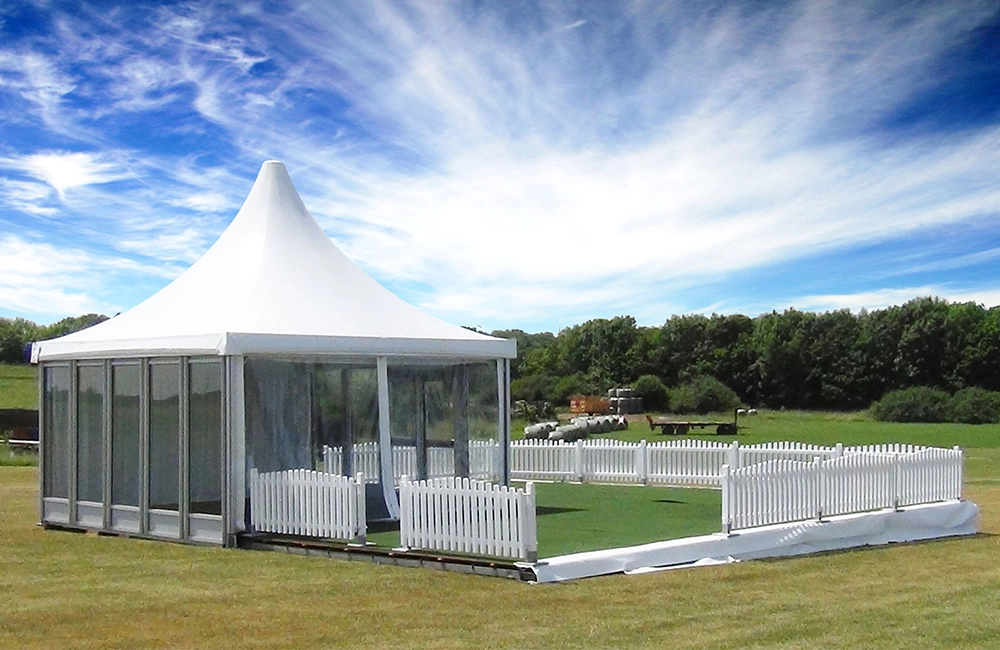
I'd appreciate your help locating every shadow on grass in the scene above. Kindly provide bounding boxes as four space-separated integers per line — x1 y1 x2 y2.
367 520 400 534
537 505 586 516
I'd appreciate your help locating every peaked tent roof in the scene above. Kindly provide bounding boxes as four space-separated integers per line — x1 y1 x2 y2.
34 161 515 361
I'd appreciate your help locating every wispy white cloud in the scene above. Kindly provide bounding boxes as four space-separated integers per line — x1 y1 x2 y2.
0 234 113 317
168 191 232 213
1 151 129 198
0 1 999 328
0 50 76 127
0 178 57 215
116 227 211 265
795 286 1000 312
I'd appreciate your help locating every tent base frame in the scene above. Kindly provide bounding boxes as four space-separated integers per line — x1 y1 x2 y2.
237 532 536 581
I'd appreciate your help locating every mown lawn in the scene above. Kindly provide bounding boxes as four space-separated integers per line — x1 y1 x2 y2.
0 363 36 410
2 412 999 649
590 409 1000 449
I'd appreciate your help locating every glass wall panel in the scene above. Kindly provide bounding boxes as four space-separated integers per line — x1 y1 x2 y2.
312 364 379 477
245 358 313 473
43 365 71 499
149 363 180 511
111 364 141 507
385 362 500 481
466 362 500 441
76 365 104 503
189 361 222 515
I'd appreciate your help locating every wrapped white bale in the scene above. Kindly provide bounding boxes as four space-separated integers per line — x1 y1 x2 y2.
550 424 585 442
524 423 548 439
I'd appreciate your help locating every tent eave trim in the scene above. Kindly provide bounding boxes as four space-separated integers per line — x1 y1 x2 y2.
33 332 516 362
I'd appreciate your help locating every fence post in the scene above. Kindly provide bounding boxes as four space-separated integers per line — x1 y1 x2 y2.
954 446 963 501
398 474 410 550
893 455 901 511
638 440 648 484
249 467 259 531
353 472 366 545
728 441 739 470
813 456 824 521
720 464 731 534
522 481 538 563
835 442 843 458
574 439 584 482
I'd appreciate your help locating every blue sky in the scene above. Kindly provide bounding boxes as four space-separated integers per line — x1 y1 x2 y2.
1 0 999 334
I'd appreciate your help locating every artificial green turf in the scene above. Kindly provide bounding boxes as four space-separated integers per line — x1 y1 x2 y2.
532 481 721 556
363 481 723 557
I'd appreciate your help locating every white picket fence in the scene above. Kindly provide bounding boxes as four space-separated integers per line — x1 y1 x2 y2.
720 446 964 532
506 439 939 487
398 476 537 561
323 441 500 484
647 439 739 486
249 468 367 542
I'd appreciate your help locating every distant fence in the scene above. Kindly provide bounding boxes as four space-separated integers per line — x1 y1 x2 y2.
249 468 366 543
323 441 499 484
506 439 939 487
720 446 964 532
399 476 537 561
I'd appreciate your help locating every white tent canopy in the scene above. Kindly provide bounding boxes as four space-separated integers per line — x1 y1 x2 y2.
34 160 515 361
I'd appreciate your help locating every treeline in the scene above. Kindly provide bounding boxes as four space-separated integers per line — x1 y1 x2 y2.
494 297 1000 411
0 314 108 364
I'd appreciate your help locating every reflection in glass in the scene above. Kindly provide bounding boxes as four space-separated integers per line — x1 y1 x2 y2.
189 362 222 515
76 365 104 503
43 366 71 499
111 364 140 507
149 363 180 510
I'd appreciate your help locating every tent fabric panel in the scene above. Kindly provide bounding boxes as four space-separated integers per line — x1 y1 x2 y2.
30 162 516 363
35 334 227 362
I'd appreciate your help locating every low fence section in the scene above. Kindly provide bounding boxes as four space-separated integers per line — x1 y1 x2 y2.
739 441 845 465
249 468 366 543
509 439 581 481
582 439 646 484
721 446 964 532
398 476 537 561
506 439 950 488
647 439 737 486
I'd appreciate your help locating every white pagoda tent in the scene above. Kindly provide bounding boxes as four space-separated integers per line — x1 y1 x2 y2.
33 161 516 546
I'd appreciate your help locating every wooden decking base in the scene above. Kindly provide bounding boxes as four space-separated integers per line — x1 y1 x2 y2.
236 532 537 581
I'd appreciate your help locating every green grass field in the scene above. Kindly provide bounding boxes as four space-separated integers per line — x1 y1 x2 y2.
0 363 36 410
3 412 999 649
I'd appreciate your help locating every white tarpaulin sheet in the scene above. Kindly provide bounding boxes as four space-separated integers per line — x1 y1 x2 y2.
532 500 979 583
